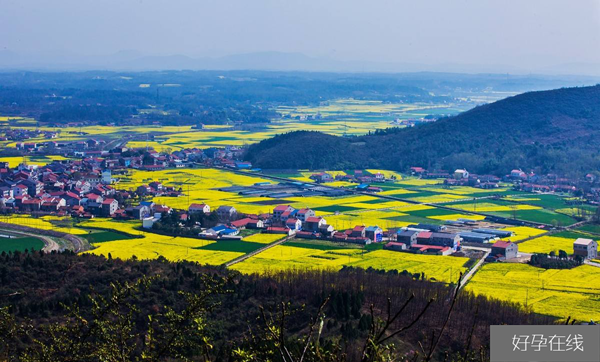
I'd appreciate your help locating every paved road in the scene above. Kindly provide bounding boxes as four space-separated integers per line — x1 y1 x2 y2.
0 227 59 252
585 260 600 268
459 250 490 289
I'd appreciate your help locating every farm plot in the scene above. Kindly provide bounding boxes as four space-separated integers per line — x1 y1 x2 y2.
231 245 468 283
502 226 547 242
0 215 88 235
81 219 243 266
518 231 596 254
0 235 44 253
466 263 600 321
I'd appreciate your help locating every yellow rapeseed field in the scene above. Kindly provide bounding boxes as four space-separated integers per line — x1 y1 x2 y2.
242 233 285 244
466 263 600 321
518 235 578 254
232 246 468 283
502 226 546 242
81 219 243 265
0 215 87 235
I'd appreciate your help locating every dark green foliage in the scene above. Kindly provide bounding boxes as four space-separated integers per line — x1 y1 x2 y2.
0 251 556 361
529 253 583 269
245 85 600 177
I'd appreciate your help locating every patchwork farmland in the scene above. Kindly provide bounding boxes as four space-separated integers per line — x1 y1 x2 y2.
1 97 599 324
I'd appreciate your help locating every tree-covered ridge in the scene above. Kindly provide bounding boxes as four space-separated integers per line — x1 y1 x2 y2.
245 85 600 176
0 251 553 361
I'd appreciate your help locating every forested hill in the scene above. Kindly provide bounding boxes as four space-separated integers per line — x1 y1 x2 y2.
245 85 600 176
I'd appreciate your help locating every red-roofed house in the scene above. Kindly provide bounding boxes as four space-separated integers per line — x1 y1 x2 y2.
350 225 366 238
273 205 294 220
491 241 518 259
231 218 252 229
188 203 210 214
416 231 433 244
266 226 293 235
384 242 406 251
101 198 118 216
285 218 302 231
409 244 452 256
296 208 315 222
332 232 348 242
304 217 327 232
12 184 28 197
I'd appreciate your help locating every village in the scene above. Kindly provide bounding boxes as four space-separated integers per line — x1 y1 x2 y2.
0 143 598 271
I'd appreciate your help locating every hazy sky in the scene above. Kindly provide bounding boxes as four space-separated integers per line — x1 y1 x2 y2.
1 0 600 70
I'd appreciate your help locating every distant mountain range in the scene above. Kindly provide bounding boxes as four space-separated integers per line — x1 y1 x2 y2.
2 50 600 76
244 85 600 176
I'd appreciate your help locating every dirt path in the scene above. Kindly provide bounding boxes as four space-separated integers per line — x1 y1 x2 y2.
0 223 88 252
224 235 293 267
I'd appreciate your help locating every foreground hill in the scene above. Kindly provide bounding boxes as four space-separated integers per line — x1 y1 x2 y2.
246 85 600 175
0 251 553 361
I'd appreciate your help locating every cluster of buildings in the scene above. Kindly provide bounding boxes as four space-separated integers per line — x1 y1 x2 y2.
0 160 121 218
411 166 600 201
385 224 462 256
1 128 59 142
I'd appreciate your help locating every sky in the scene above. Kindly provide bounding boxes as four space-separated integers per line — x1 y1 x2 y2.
1 0 600 73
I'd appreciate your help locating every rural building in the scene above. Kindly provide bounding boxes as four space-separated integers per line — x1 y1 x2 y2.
396 230 418 245
332 232 348 242
247 220 265 229
416 231 433 244
266 226 293 235
310 172 333 183
472 228 513 238
296 208 316 222
409 244 452 256
430 232 461 250
491 241 518 260
188 203 210 214
142 217 158 229
459 232 496 243
131 205 151 220
230 218 253 229
286 218 302 231
217 206 237 220
454 169 469 179
273 205 295 220
365 226 383 242
409 223 446 232
384 242 407 251
349 225 366 238
346 236 371 245
304 217 327 232
573 238 598 259
318 224 335 237
296 231 321 239
205 225 239 237
101 198 118 216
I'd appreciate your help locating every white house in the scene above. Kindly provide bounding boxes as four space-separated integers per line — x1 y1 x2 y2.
188 203 210 214
573 238 598 259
